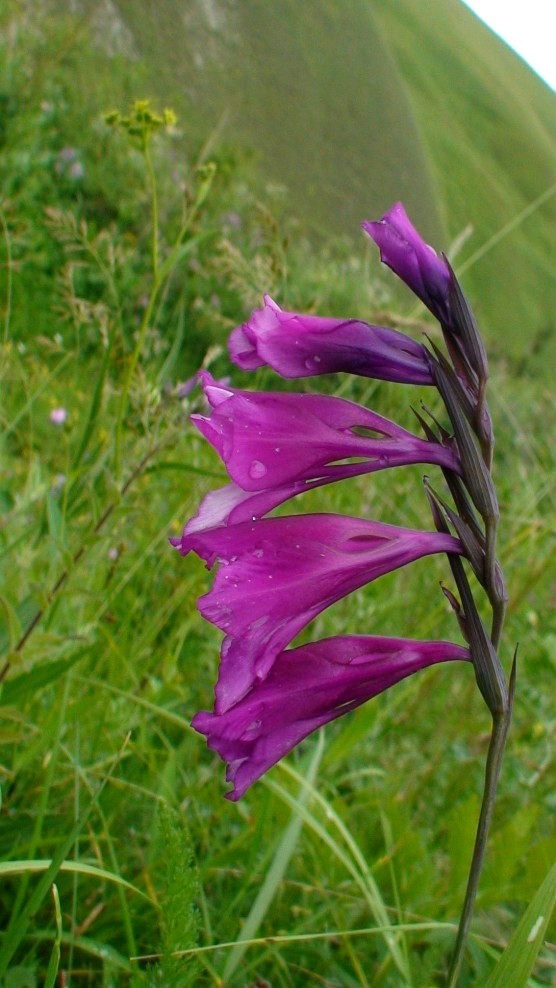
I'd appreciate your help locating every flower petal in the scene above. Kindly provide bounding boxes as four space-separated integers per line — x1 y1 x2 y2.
173 514 462 712
229 294 433 385
193 371 459 493
362 203 451 324
192 635 471 799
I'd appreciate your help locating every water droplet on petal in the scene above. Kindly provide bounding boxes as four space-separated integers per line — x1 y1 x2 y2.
249 459 267 479
242 719 262 740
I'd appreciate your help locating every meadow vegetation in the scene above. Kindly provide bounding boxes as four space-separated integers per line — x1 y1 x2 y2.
0 6 554 986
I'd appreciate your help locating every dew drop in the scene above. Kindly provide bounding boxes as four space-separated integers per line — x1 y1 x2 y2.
249 459 267 479
242 718 262 740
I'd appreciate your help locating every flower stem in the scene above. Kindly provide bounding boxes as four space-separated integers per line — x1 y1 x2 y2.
113 138 160 477
446 656 516 987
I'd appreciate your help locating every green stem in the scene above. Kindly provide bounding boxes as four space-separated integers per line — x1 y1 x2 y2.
446 659 516 987
113 138 160 476
145 138 159 283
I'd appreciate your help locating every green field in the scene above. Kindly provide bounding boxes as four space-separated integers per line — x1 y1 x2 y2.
0 3 554 986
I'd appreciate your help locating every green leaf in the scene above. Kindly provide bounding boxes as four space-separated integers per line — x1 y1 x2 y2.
222 730 325 982
0 859 151 901
0 648 88 706
481 862 556 988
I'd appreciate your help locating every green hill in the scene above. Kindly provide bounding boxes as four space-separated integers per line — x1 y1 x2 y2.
88 0 446 243
372 0 556 367
25 0 556 364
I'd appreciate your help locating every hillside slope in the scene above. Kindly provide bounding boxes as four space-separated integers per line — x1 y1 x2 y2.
373 0 556 365
108 0 444 243
47 0 556 362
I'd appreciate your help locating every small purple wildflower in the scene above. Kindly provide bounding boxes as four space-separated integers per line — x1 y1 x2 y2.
68 160 85 181
55 147 84 181
49 407 67 425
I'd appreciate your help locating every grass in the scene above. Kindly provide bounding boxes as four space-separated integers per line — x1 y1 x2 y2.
0 6 555 987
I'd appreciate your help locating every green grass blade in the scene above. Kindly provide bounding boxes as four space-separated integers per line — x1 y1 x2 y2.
222 730 325 981
43 885 62 988
139 920 458 962
278 759 412 984
481 862 556 988
264 775 411 982
72 326 115 469
0 859 151 900
0 648 89 705
1 353 72 440
0 736 131 976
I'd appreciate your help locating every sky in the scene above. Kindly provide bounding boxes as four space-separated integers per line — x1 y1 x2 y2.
461 0 556 91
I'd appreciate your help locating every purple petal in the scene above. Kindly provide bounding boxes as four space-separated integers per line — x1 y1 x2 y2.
192 635 471 799
362 203 451 325
193 371 459 493
173 514 461 712
229 295 433 385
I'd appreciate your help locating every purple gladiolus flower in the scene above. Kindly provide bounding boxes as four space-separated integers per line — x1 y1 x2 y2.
192 635 471 799
184 371 460 533
362 202 452 326
172 514 461 713
229 294 433 385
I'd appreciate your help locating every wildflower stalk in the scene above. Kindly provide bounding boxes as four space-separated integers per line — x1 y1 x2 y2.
107 101 170 476
108 101 215 476
446 660 516 988
424 268 512 980
178 201 516 983
113 137 160 476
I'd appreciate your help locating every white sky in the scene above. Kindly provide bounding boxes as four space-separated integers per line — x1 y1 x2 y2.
461 0 556 91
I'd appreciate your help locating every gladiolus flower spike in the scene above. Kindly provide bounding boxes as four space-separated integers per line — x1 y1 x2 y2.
175 201 509 816
173 199 513 988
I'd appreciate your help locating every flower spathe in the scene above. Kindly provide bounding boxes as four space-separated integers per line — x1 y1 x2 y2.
229 294 433 385
362 202 451 326
192 635 471 800
172 514 462 713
